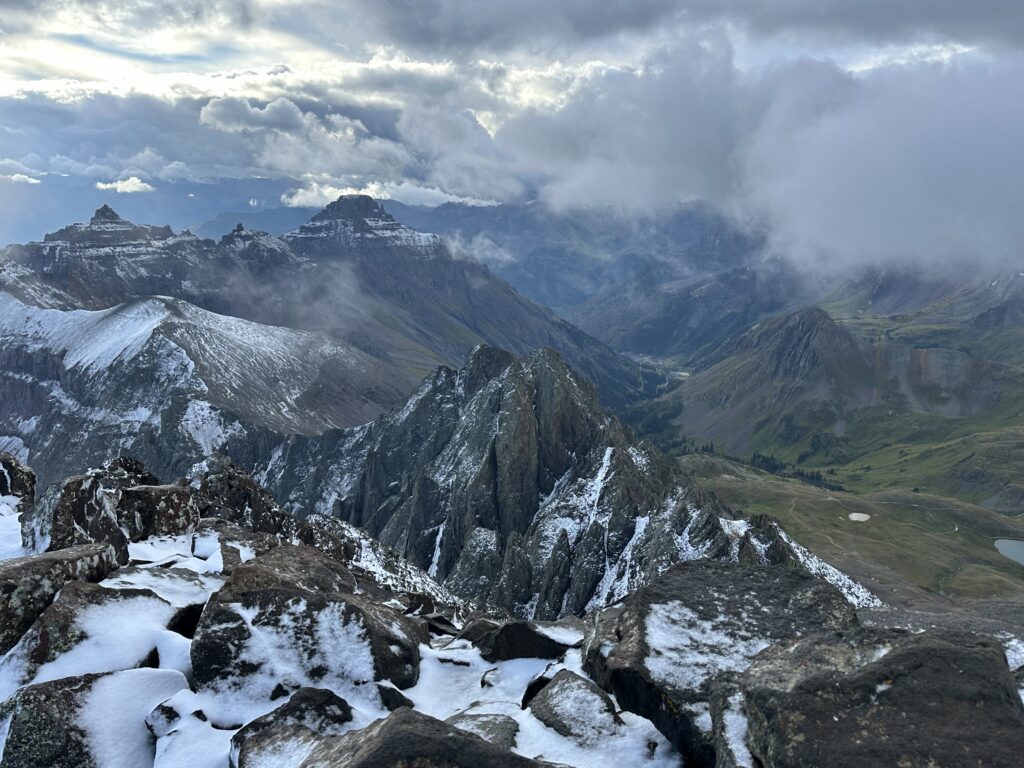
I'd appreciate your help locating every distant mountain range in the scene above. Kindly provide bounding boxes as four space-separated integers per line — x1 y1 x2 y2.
0 196 655 487
197 199 761 314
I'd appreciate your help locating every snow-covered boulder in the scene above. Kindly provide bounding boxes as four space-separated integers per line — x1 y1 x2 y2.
526 669 622 744
0 542 118 655
445 711 520 751
582 560 856 765
0 668 187 768
191 544 427 724
229 687 354 768
738 627 1024 768
297 707 542 767
0 581 185 700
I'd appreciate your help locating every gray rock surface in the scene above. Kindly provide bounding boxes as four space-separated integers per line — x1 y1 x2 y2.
297 707 542 767
230 687 354 768
740 627 1024 768
446 711 520 751
0 542 118 654
583 560 856 766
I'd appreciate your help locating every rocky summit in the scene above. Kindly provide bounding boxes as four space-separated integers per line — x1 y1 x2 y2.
0 430 1021 766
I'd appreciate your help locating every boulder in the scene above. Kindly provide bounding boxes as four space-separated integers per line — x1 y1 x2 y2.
740 627 1024 768
582 560 856 766
456 616 504 643
116 484 199 541
44 457 192 563
297 707 542 767
446 711 520 751
230 687 354 768
376 683 414 711
0 451 35 513
191 544 427 717
476 621 572 662
0 668 187 768
48 473 130 564
190 454 297 537
527 669 622 743
0 543 118 654
0 581 176 695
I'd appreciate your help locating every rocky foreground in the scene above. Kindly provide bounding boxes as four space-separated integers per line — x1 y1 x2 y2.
1 451 1023 767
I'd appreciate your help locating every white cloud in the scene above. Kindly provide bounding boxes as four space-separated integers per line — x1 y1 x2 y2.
280 179 497 208
95 176 155 193
0 173 41 184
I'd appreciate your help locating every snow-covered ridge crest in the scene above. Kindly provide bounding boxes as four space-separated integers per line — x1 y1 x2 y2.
0 292 171 374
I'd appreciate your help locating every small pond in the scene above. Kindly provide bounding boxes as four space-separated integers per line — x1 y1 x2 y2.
994 539 1024 566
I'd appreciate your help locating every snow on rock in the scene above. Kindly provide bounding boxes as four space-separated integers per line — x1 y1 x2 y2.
0 496 23 561
771 524 882 608
79 669 190 768
181 400 246 456
645 601 770 694
405 641 679 767
0 583 181 701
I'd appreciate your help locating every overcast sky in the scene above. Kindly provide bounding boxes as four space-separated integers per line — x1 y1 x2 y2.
1 1 1023 266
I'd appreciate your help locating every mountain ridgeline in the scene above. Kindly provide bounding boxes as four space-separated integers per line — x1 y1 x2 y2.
0 197 657 488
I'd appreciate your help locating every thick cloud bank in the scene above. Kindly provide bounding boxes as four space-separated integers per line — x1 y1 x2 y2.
2 1 1023 269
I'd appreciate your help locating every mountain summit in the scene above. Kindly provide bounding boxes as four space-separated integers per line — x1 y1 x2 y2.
288 194 443 250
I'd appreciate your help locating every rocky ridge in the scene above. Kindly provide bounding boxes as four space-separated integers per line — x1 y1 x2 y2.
0 453 1020 767
259 345 881 620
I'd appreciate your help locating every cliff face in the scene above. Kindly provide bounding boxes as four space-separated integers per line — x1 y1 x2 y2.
261 346 733 619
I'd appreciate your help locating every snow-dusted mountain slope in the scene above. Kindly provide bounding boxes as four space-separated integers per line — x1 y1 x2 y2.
0 290 401 487
0 196 657 485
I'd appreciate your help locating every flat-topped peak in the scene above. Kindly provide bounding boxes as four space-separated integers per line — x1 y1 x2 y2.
311 195 393 223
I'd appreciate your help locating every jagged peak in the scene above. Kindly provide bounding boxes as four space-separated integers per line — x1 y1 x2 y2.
90 204 125 224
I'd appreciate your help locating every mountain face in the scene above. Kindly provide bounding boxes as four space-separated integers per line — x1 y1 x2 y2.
570 258 822 371
6 449 1006 768
0 197 654 486
381 200 761 313
639 306 1021 461
254 345 880 619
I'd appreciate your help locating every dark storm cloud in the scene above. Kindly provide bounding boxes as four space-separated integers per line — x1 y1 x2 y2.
340 0 1024 52
4 1 1024 269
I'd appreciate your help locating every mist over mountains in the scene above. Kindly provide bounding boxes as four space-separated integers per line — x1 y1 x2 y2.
4 3 1024 767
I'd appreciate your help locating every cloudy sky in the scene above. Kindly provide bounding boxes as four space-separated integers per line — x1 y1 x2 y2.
1 1 1022 266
